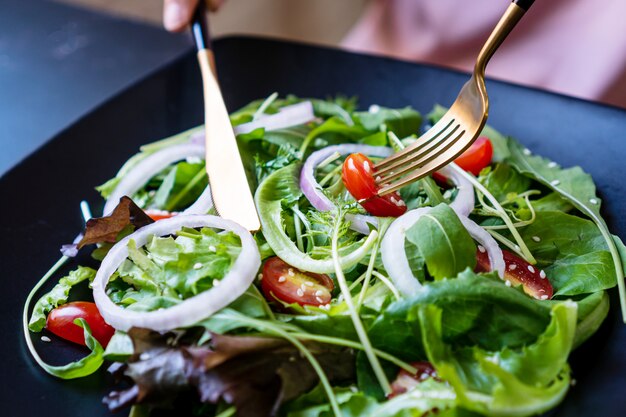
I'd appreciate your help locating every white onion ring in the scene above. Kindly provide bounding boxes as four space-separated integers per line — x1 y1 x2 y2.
438 165 475 217
103 143 212 216
92 215 260 331
233 101 315 135
301 144 393 234
381 208 504 296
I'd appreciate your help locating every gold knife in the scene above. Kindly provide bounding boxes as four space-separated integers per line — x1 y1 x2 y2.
191 5 260 231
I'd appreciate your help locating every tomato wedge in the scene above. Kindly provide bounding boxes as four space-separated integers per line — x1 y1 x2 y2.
46 301 115 347
261 257 334 307
144 209 176 221
389 361 438 398
432 136 493 183
475 248 554 300
342 153 407 217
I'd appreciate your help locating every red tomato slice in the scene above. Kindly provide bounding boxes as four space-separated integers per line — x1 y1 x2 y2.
432 136 493 182
475 248 554 300
261 257 334 307
46 301 115 347
389 361 438 398
144 209 176 221
342 153 407 217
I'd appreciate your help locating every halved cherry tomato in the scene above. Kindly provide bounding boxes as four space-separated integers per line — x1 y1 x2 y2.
432 136 493 183
389 361 438 398
261 257 334 307
475 248 553 300
144 209 176 221
342 153 407 217
46 301 115 347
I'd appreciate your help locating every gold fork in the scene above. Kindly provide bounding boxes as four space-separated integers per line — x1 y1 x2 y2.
375 0 534 195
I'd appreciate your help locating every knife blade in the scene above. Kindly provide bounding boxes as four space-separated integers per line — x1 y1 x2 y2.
192 8 260 232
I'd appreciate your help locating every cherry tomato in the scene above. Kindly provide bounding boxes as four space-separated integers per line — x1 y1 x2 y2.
475 248 553 300
432 136 493 183
144 209 176 221
342 153 407 217
389 361 438 398
46 301 115 347
261 257 334 307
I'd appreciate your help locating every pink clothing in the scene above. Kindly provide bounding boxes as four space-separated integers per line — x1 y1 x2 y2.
343 0 626 108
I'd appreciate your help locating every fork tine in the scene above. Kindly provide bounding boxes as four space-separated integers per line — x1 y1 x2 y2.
374 117 458 178
374 117 455 170
375 124 463 184
377 129 467 195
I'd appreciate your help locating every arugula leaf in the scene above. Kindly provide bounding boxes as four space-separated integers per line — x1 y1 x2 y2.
405 204 476 280
478 163 531 202
506 138 626 319
353 107 421 138
283 385 377 417
419 301 576 416
28 266 96 332
518 210 618 296
368 271 553 360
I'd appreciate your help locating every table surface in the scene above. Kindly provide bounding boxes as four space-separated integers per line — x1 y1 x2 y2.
0 0 191 176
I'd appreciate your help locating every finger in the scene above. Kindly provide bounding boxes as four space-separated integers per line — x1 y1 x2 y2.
163 0 199 32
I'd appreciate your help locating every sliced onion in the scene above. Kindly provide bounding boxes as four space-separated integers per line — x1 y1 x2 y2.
92 215 260 331
438 165 475 217
234 101 316 135
381 208 504 297
301 144 393 234
103 143 212 216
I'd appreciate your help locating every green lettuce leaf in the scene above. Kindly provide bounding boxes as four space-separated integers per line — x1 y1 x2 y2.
353 107 421 138
405 204 476 280
419 301 576 416
28 266 97 332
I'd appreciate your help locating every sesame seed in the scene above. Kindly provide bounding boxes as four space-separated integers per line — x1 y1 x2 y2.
527 265 535 273
208 245 217 252
322 304 331 310
509 264 517 271
305 281 314 287
315 290 324 296
532 236 541 242
523 148 532 155
278 276 286 283
515 245 521 251
300 284 307 292
193 262 203 270
375 176 382 182
420 373 430 380
297 288 304 297
40 336 51 343
288 268 295 276
547 161 558 168
551 179 560 186
316 297 324 303
589 198 598 205
505 280 512 287
213 279 221 286
571 379 577 386
257 273 263 281
540 270 546 279
540 295 549 300
390 196 398 204
398 199 406 207
369 104 381 114
478 245 486 253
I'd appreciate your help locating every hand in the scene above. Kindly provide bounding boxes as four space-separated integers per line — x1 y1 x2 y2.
163 0 224 32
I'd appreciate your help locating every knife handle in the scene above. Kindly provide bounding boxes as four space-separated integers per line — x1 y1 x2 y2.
192 2 217 76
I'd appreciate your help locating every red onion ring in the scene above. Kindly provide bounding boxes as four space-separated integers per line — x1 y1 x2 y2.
381 208 504 296
92 215 260 331
103 143 212 216
234 101 316 135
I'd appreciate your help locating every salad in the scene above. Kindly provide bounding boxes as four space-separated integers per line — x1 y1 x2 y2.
23 94 626 417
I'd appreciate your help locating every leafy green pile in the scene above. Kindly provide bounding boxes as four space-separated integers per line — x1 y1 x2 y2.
24 95 624 417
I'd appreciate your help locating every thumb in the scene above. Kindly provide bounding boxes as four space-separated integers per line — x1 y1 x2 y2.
163 0 199 32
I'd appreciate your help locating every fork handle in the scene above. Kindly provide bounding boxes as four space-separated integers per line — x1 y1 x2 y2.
474 0 535 76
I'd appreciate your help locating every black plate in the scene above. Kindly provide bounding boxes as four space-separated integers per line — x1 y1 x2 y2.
2 37 625 417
